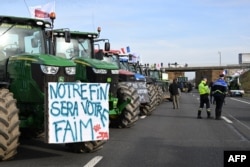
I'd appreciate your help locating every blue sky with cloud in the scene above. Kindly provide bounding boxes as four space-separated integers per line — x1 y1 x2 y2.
1 0 250 69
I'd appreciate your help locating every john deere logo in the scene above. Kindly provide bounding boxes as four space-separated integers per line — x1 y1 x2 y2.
107 77 112 82
58 76 64 82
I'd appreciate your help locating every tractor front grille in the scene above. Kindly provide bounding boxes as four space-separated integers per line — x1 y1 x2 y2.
31 64 75 93
86 67 118 98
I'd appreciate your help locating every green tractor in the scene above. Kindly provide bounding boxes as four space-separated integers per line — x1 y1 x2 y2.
46 29 140 128
92 51 153 116
0 15 78 161
176 76 192 92
143 64 171 104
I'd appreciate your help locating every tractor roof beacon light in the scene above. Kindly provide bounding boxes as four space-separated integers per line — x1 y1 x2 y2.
97 27 101 38
49 12 56 28
49 12 56 51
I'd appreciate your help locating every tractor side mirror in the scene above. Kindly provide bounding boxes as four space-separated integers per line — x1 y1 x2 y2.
129 54 132 61
104 42 110 51
95 49 104 60
65 31 71 43
31 38 38 48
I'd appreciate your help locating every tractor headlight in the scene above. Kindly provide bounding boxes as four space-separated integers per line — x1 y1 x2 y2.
65 67 76 75
111 70 119 74
36 21 44 26
92 68 107 74
40 65 59 74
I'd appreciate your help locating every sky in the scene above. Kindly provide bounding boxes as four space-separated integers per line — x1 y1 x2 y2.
1 0 250 78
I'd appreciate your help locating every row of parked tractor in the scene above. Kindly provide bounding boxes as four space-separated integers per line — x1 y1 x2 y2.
0 14 170 161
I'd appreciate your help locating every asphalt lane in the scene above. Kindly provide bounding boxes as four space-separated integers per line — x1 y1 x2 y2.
1 91 250 167
96 92 250 167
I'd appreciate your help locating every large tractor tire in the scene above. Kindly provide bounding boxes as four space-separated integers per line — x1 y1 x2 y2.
0 89 20 161
65 140 106 153
155 85 164 105
144 84 157 116
116 83 140 128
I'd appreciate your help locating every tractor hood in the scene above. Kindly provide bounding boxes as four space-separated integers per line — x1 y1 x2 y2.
74 57 119 70
134 73 145 80
9 53 75 66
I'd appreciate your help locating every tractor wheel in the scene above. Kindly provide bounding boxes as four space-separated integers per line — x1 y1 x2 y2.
0 89 20 161
65 140 106 153
140 105 149 116
116 83 140 128
155 85 164 106
144 84 157 116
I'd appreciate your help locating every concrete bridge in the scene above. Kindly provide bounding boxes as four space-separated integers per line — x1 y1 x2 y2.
160 64 250 86
162 64 250 72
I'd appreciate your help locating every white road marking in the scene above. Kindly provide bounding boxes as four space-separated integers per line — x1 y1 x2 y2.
221 116 233 124
228 113 250 130
230 98 250 104
83 156 103 167
227 123 248 141
226 113 250 141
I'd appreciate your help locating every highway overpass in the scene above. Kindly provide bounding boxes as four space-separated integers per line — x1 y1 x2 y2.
162 64 250 72
159 64 250 86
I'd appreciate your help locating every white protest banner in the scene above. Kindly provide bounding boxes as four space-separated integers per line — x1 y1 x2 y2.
48 82 110 143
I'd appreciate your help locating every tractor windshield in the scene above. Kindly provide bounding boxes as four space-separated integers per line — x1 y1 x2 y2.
177 76 188 82
128 64 137 73
0 23 46 59
149 70 160 80
119 61 128 70
103 54 119 66
55 37 92 59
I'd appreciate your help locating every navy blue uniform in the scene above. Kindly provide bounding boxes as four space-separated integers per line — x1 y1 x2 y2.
212 77 227 120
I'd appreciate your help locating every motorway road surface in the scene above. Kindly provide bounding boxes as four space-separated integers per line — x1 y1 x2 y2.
1 90 250 167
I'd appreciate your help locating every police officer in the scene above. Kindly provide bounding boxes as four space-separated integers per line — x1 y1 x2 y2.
197 77 211 119
211 74 227 120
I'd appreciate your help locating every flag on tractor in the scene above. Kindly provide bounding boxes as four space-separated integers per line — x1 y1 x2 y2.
126 46 130 53
29 1 55 21
121 48 125 54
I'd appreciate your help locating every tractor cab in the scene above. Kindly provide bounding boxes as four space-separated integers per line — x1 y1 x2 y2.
47 29 140 128
0 15 76 161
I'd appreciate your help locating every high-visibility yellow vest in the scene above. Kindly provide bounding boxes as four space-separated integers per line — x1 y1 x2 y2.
198 80 210 95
